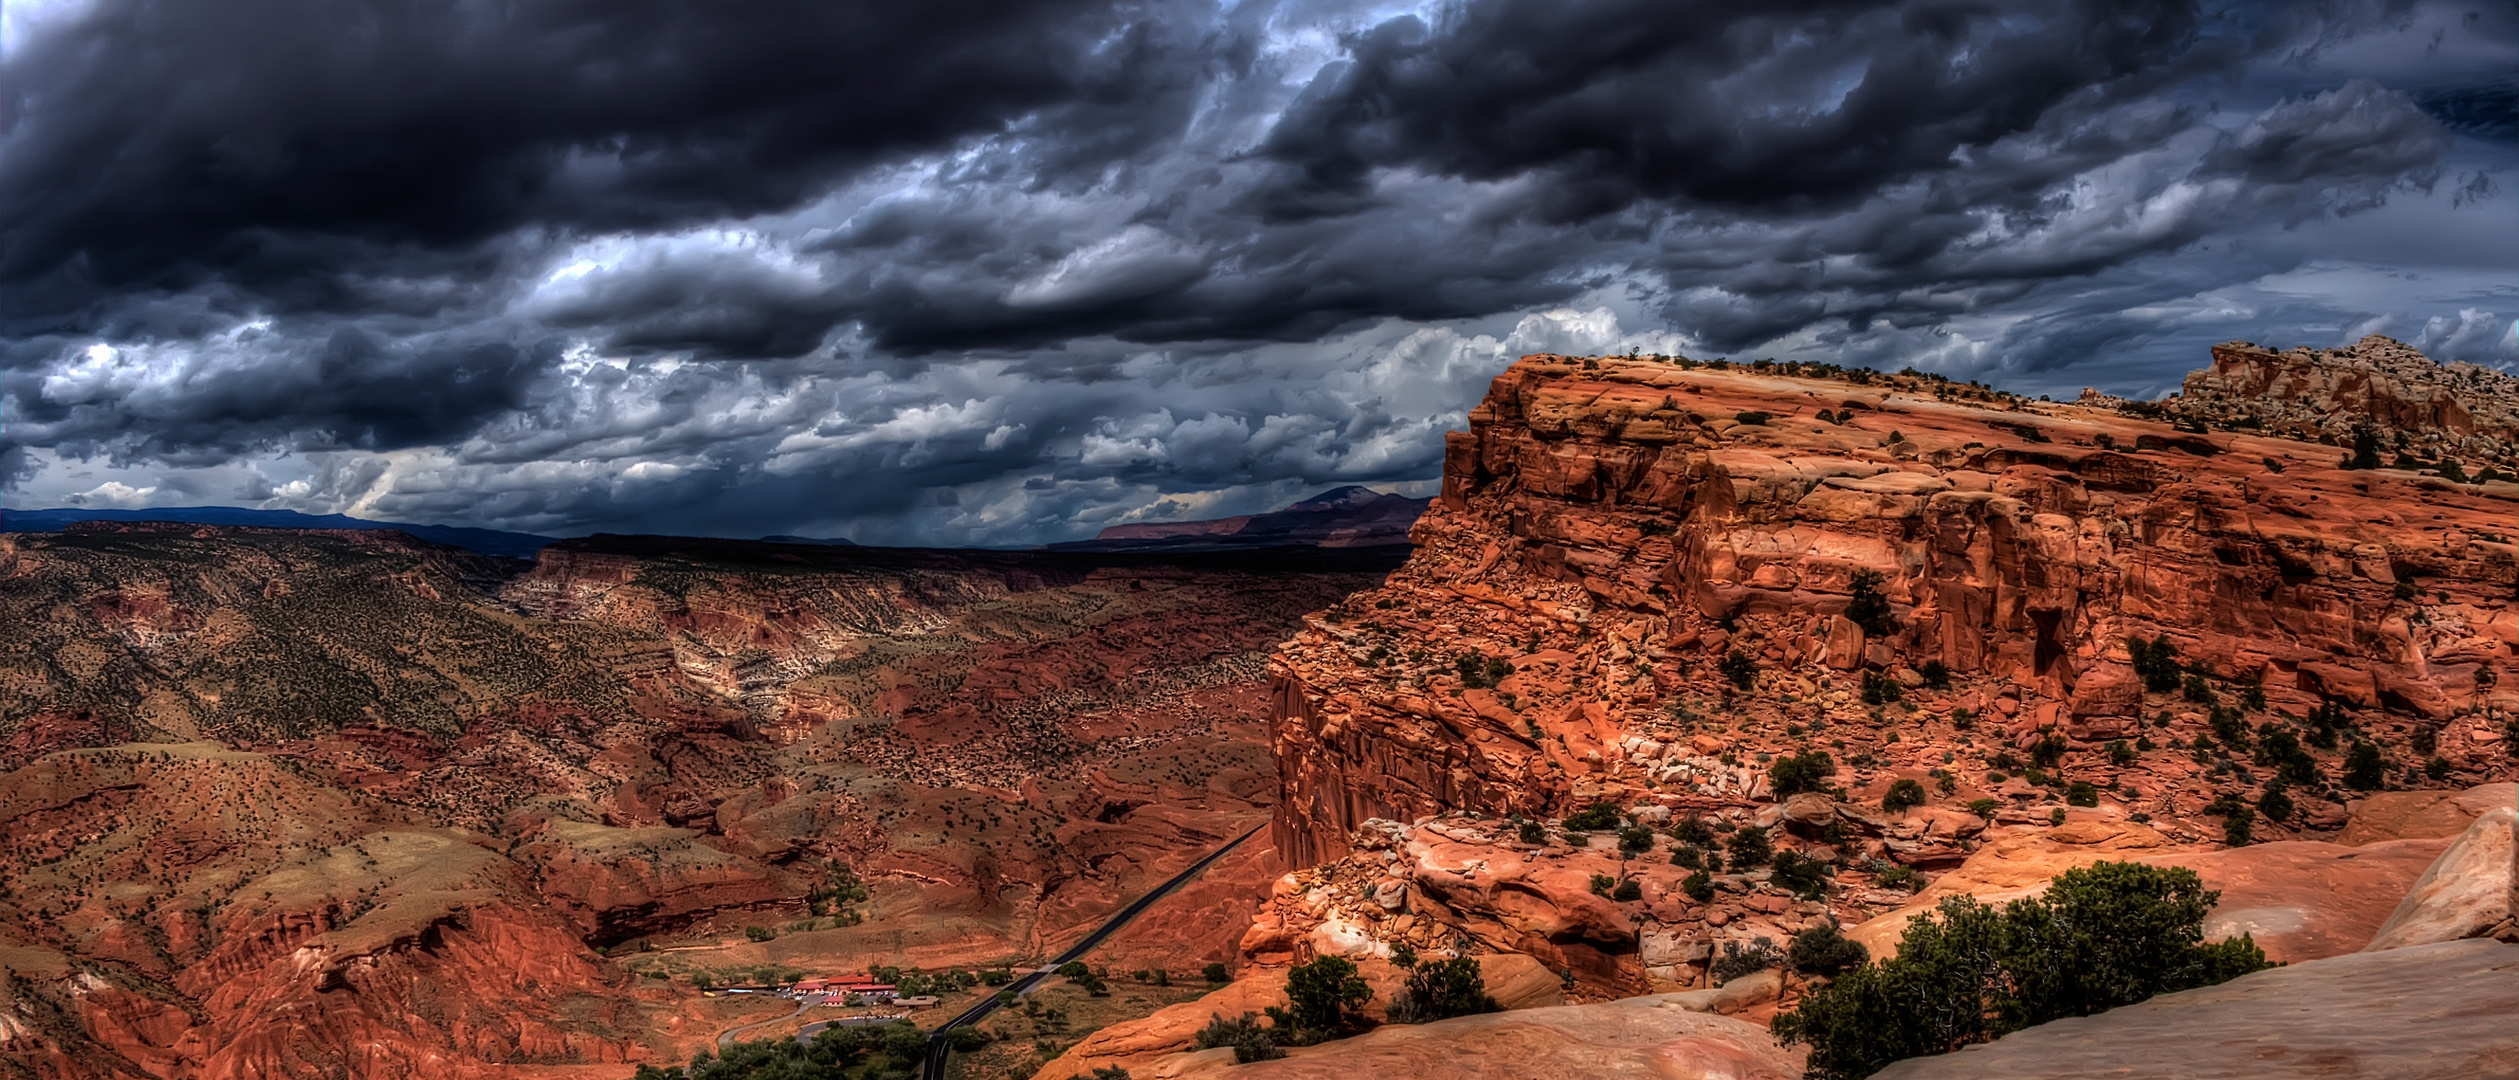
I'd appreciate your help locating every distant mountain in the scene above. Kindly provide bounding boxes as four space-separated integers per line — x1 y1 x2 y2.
760 534 859 546
1049 485 1430 552
1 506 553 559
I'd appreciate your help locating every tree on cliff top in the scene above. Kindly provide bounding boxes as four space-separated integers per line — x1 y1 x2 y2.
1772 861 2272 1080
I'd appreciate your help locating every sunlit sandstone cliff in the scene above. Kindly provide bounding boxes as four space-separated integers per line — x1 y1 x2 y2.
1271 345 2516 866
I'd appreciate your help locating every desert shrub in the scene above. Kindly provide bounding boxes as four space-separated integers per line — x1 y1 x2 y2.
2344 742 2388 790
1672 815 1716 847
1611 877 1644 902
1726 826 1773 868
1876 863 1923 893
2107 739 2136 766
1670 845 1703 869
1965 798 1999 821
1589 873 1618 898
1735 410 1774 426
1772 863 2271 1080
1271 956 1371 1043
2220 806 2255 847
1517 820 1547 845
1719 649 1758 690
1088 1067 1134 1080
1682 871 1715 902
1860 669 1903 706
2065 781 2099 808
1846 570 1898 636
1192 1013 1283 1062
1203 963 1231 985
2183 673 2218 707
742 925 775 942
2029 733 2067 768
1563 801 1623 832
1385 956 1501 1025
1713 938 1783 984
2256 779 2294 823
1769 751 1837 796
1881 778 1926 812
1619 825 1657 853
1771 851 1832 899
2127 634 2183 693
1788 922 1870 978
1919 660 1952 689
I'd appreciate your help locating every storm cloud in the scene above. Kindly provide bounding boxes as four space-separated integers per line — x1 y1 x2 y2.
2 0 2514 544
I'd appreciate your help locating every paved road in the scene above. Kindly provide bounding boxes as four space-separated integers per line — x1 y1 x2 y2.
715 997 810 1049
918 823 1267 1080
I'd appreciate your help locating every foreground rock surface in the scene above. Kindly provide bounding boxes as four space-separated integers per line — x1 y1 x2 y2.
1868 938 2519 1080
1084 993 1803 1080
1036 953 1563 1080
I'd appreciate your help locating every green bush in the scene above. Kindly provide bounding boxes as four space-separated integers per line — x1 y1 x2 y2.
1770 751 1837 796
742 925 775 943
1618 826 1657 853
1385 955 1501 1025
2256 779 2294 823
1845 570 1898 636
1611 877 1644 902
1713 938 1783 984
1719 649 1759 690
2344 742 2388 790
1517 820 1546 845
1682 870 1715 902
1772 862 2272 1080
2127 634 2183 693
1966 798 2000 820
1273 956 1371 1042
1726 826 1773 868
1562 801 1623 831
2065 781 2099 808
1788 922 1869 978
2107 739 2136 766
1771 851 1832 899
1192 1013 1283 1062
1203 962 1231 984
1881 778 1926 812
1919 660 1952 690
1860 669 1902 706
1671 815 1716 847
1670 845 1703 869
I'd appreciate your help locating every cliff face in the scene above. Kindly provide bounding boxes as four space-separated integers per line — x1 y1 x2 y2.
1271 349 2519 869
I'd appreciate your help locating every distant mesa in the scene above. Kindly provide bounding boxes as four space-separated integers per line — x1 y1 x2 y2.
1049 485 1431 552
1 505 553 559
760 534 859 546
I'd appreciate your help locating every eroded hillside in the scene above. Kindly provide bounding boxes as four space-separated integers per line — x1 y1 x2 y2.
0 531 1398 1078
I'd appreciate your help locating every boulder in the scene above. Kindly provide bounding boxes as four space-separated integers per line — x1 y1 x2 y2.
1867 939 2519 1080
2362 805 2518 952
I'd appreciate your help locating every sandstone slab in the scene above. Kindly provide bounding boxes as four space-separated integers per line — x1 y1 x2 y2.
2364 805 2518 952
1867 939 2519 1080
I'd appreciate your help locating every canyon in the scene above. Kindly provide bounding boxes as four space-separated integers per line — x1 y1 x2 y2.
0 530 1396 1078
6 335 2518 1079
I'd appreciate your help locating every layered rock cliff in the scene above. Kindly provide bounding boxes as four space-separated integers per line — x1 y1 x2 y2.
1256 345 2517 994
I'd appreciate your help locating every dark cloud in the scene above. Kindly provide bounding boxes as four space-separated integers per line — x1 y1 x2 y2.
1 0 2511 543
1257 0 2208 221
0 0 1191 326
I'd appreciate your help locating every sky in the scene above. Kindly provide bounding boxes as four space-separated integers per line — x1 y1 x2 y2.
3 0 2515 546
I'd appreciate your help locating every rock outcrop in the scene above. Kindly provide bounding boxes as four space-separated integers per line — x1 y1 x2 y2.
1866 938 2519 1080
1261 344 2517 993
2363 803 2518 951
2170 335 2519 468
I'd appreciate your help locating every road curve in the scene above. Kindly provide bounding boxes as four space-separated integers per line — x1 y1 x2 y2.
919 822 1268 1080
